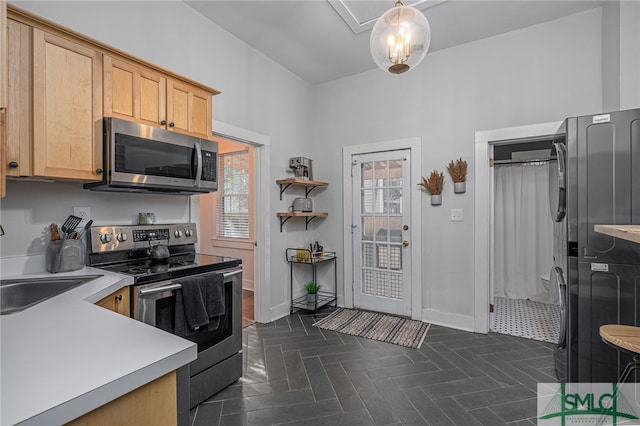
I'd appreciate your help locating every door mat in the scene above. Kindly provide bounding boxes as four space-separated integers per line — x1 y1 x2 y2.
312 308 430 349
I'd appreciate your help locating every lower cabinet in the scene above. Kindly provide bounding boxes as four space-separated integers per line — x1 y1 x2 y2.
65 371 177 426
96 286 130 317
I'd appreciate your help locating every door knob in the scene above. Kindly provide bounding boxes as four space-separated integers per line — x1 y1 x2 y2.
160 120 167 125
402 241 409 247
403 225 409 231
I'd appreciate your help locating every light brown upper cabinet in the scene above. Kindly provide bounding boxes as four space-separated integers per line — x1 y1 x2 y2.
3 4 219 193
0 0 7 110
1 0 7 198
32 29 103 181
6 18 31 179
104 56 213 140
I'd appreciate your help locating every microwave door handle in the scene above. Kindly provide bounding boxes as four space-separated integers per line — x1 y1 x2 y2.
194 141 203 187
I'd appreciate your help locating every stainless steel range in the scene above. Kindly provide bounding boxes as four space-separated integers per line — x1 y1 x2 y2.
87 223 242 414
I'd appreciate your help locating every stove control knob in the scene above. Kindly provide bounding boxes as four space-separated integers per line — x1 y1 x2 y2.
185 229 193 237
174 230 184 238
100 234 113 244
117 232 128 242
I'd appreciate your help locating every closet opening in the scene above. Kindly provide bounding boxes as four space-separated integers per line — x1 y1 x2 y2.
490 137 560 343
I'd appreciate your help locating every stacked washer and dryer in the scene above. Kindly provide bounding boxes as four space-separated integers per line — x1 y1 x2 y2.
549 108 640 383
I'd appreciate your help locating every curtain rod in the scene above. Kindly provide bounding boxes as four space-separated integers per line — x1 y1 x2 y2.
493 158 550 166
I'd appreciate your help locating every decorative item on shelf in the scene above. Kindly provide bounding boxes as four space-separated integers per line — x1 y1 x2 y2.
370 0 431 75
295 249 311 263
304 281 320 304
418 170 444 205
446 158 468 194
311 241 324 259
289 157 313 180
138 212 156 225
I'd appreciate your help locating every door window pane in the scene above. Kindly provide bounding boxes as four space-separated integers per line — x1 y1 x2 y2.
217 151 249 238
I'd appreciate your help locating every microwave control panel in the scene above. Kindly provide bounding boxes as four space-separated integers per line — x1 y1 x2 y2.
201 151 217 182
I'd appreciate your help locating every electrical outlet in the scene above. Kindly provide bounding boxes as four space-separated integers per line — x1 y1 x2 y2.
73 207 91 229
450 209 463 222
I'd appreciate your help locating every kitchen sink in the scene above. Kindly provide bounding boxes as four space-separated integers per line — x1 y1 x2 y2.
0 274 103 315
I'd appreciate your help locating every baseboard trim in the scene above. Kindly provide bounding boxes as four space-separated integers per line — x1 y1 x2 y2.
270 302 291 322
421 309 476 333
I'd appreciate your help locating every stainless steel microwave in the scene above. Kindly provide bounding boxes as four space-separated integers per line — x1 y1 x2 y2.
85 118 217 194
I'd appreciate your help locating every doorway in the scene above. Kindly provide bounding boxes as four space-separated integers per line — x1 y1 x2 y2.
351 149 412 316
474 121 562 334
199 120 271 326
491 140 558 342
343 137 422 320
203 139 256 326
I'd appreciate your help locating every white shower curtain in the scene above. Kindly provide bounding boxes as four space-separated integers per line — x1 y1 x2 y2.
494 163 554 303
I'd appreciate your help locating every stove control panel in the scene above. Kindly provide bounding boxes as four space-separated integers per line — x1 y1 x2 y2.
88 223 198 253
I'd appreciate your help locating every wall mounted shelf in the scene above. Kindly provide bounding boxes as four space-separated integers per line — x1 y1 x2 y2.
276 178 328 200
277 212 328 232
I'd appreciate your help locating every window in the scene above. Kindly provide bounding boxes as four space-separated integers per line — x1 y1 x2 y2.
217 151 249 238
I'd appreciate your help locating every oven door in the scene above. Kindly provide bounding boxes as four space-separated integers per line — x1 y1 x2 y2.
133 267 242 362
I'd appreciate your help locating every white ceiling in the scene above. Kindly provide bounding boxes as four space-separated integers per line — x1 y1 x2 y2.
184 0 605 85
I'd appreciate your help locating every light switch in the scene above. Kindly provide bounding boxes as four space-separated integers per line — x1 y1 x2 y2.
450 209 463 222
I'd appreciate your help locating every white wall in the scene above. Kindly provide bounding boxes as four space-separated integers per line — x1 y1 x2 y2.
618 0 640 110
602 0 640 112
602 0 620 112
311 9 604 327
2 1 312 317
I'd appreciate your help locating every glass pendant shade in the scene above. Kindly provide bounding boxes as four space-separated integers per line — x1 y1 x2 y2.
370 2 431 74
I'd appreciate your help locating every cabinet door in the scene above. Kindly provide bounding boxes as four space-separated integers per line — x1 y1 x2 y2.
1 0 7 109
32 29 103 180
6 18 31 178
166 79 212 139
104 56 166 128
96 287 130 317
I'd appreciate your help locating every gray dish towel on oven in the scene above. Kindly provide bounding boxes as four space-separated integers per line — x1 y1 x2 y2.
174 272 226 337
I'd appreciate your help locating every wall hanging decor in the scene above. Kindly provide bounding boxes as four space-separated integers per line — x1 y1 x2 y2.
418 170 444 205
446 157 468 193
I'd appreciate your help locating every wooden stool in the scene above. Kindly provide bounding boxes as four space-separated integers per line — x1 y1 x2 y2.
600 324 640 383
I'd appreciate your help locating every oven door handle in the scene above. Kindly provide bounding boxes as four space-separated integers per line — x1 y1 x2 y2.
223 268 242 280
137 282 182 296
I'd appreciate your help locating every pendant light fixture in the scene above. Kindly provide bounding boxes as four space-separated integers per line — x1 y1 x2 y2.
370 0 431 74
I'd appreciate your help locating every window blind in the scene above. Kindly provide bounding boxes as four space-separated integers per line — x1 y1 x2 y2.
216 151 249 239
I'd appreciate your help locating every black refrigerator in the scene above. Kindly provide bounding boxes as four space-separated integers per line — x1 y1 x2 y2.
549 108 640 383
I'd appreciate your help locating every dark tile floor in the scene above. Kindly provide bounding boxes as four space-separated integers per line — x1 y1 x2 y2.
190 308 557 425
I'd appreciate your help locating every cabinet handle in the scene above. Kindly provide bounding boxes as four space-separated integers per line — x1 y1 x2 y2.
115 294 123 301
9 161 18 169
161 120 167 126
96 168 103 175
169 122 175 128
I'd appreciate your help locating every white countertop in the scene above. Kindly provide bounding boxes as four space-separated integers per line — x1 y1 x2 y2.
0 257 197 426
